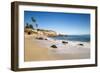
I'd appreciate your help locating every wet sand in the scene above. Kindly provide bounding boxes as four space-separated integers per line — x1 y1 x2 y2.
24 35 90 62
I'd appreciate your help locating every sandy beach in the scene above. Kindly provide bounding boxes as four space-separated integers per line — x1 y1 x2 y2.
24 34 90 62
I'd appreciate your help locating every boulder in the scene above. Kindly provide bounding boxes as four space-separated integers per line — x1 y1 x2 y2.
36 37 44 40
51 45 57 48
78 44 84 46
62 41 68 44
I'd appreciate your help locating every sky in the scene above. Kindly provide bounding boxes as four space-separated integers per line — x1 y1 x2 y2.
24 11 90 35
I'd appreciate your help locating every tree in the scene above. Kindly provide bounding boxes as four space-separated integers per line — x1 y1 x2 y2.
31 17 37 30
29 24 34 29
31 17 36 22
25 23 29 28
36 24 38 29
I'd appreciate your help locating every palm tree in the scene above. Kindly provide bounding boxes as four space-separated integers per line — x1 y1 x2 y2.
31 17 36 22
25 23 29 28
36 24 38 29
29 24 34 29
31 17 36 29
31 17 39 31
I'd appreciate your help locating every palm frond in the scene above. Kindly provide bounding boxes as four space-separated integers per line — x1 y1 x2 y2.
31 17 36 22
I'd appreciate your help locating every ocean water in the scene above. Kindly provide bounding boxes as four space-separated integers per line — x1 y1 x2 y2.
50 35 90 42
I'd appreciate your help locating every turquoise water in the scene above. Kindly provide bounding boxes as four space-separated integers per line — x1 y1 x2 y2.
50 35 90 42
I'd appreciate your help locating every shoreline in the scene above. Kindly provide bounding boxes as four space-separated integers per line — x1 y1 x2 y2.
24 34 90 62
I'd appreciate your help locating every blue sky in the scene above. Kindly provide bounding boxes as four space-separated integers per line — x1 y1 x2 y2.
24 11 90 35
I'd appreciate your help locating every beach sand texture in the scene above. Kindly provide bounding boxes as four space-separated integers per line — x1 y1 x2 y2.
24 35 90 62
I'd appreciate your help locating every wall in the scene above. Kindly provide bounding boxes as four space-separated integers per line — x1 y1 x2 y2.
0 0 99 73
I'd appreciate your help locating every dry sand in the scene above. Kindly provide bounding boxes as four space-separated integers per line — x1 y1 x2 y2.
24 35 90 62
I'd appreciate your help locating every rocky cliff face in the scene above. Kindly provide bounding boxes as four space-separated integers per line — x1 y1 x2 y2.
25 28 57 36
42 30 57 37
37 29 57 37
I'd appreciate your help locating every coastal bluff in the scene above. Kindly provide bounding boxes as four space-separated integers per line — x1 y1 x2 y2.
25 28 57 37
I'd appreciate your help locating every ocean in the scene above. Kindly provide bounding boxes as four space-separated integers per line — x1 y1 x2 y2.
49 35 90 42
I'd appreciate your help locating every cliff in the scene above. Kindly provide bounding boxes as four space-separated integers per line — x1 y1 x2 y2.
25 28 57 37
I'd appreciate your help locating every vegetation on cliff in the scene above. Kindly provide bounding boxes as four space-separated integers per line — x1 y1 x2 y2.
24 16 57 36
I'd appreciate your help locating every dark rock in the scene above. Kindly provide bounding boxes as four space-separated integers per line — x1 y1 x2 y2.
36 37 44 40
62 41 68 44
51 45 57 48
45 38 48 40
28 32 31 35
78 44 84 46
